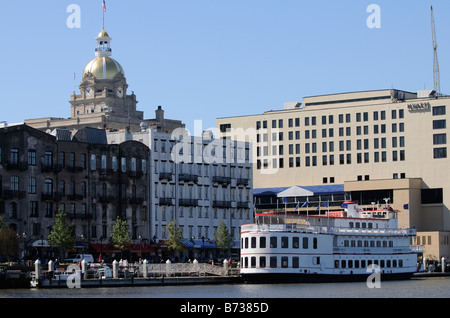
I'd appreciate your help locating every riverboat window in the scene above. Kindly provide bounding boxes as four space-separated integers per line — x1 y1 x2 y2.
260 237 266 248
351 240 356 247
349 222 354 228
389 241 393 247
370 241 375 247
380 260 385 268
361 260 366 268
251 257 256 268
251 237 256 249
357 240 362 247
376 241 381 248
348 260 353 268
355 222 360 228
303 237 308 249
270 237 277 248
368 223 373 229
399 260 403 267
293 237 299 248
362 223 366 229
293 257 299 268
281 237 288 248
281 257 288 268
260 256 266 268
344 240 349 247
270 257 277 268
243 257 248 268
355 260 360 268
313 237 318 249
244 237 248 249
383 241 387 248
341 260 346 268
334 260 339 268
364 241 369 247
393 260 397 267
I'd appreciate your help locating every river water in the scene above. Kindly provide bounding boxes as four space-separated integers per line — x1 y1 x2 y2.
1 276 449 298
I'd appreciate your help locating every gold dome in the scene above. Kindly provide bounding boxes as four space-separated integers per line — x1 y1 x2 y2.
83 56 124 80
97 28 110 38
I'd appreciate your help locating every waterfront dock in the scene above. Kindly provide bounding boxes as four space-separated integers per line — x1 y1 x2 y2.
29 260 241 289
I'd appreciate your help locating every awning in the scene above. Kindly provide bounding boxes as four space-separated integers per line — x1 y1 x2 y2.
74 241 86 249
182 239 240 249
90 243 154 253
32 239 50 247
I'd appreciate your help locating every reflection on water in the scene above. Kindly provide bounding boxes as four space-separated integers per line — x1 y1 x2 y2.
1 277 449 298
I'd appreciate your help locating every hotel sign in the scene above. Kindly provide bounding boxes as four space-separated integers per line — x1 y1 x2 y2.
407 102 430 111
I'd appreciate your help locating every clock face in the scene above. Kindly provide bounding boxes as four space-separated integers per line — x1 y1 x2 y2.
117 87 123 97
86 87 92 96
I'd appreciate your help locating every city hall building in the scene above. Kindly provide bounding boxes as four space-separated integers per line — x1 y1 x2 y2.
217 88 450 260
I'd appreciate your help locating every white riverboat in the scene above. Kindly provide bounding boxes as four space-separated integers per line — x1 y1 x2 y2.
240 201 423 283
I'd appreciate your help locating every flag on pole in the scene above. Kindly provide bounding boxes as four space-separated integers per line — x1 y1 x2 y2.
301 200 309 207
281 197 288 204
295 202 300 212
102 0 106 12
323 201 329 208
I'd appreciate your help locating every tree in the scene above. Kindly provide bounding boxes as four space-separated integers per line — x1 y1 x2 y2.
214 220 233 259
111 217 131 258
0 217 19 262
48 210 76 261
165 219 185 258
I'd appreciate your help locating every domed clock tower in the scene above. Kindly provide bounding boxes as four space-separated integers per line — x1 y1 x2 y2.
69 28 143 131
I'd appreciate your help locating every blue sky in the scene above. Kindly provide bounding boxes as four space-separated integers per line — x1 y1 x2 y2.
0 0 448 134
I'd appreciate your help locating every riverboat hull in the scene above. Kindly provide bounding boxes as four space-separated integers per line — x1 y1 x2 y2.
241 272 414 284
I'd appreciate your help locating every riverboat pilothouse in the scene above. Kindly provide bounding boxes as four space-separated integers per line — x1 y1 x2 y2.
240 201 423 283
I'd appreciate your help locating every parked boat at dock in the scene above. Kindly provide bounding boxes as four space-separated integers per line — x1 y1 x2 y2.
240 201 424 283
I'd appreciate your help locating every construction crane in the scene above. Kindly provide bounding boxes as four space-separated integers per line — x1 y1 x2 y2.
431 5 441 96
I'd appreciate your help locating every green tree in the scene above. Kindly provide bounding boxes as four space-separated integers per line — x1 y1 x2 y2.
0 217 19 262
111 217 131 257
214 220 233 258
48 210 76 261
165 219 185 258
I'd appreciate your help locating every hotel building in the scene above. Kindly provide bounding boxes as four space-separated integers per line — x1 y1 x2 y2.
217 88 450 260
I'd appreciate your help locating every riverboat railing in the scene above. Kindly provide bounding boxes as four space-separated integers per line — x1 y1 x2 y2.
241 223 417 236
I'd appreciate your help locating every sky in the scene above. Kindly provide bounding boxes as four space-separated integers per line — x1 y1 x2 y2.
0 0 449 134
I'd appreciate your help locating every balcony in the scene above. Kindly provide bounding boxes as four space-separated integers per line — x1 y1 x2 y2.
4 161 28 171
159 197 174 206
213 200 232 208
179 174 198 183
159 172 173 181
236 178 249 186
66 193 84 201
97 195 116 204
2 189 26 200
41 164 63 173
212 176 231 185
179 198 199 207
66 165 84 173
41 192 63 202
67 213 93 220
237 201 249 209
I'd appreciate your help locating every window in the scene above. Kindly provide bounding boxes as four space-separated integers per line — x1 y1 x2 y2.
303 237 308 249
28 177 36 194
251 237 256 248
293 237 299 248
90 155 96 170
260 237 266 248
281 236 288 248
421 188 443 204
433 106 446 116
270 257 277 268
270 237 277 248
433 120 446 129
10 176 19 191
10 148 18 164
28 150 36 166
281 257 289 268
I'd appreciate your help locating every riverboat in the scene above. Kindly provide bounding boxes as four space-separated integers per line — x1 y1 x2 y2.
240 201 423 283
